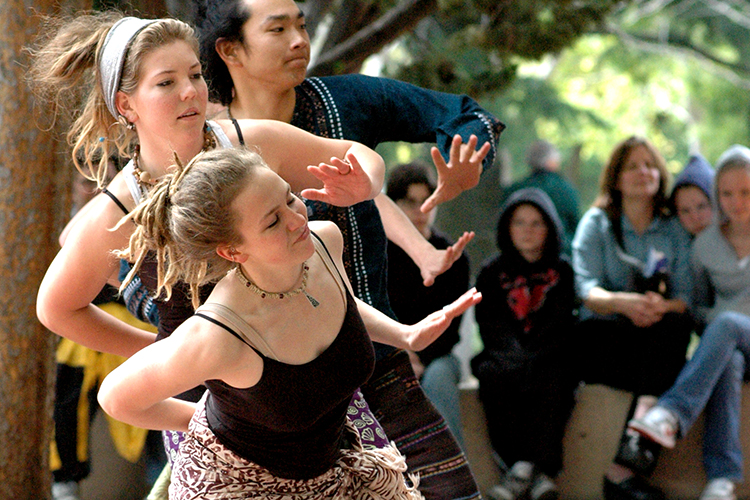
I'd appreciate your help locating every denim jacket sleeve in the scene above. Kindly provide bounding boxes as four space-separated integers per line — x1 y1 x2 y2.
572 208 608 301
318 74 505 170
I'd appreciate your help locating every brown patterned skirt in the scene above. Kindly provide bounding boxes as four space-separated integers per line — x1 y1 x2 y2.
170 394 423 499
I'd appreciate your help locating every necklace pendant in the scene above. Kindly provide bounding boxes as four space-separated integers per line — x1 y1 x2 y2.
304 291 320 308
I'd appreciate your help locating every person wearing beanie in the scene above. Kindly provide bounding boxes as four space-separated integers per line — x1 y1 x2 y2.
501 140 581 255
629 145 750 500
671 154 715 237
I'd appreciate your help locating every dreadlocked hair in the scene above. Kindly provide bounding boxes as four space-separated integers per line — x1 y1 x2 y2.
117 147 266 309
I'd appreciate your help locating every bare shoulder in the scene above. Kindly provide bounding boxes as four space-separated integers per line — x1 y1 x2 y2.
309 221 343 253
169 312 263 383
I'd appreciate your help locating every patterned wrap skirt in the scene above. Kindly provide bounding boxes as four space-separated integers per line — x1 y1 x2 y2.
162 388 389 466
169 393 423 500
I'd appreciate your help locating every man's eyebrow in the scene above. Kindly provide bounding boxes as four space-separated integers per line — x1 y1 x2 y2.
263 8 304 24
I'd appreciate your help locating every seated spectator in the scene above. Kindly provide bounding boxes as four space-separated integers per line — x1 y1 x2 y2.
629 145 750 500
571 136 694 500
502 140 581 254
472 188 578 500
385 161 471 448
671 153 715 237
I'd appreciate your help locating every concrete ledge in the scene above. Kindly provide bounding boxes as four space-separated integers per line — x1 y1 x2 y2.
460 382 750 500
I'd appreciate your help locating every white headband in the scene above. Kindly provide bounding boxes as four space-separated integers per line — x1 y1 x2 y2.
99 17 159 119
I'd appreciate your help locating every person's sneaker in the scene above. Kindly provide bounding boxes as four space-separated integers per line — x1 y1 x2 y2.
52 481 80 500
529 472 559 500
603 476 665 500
627 406 678 448
699 478 736 500
487 461 534 500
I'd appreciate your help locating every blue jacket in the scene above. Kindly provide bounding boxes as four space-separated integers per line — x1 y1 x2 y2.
294 74 503 358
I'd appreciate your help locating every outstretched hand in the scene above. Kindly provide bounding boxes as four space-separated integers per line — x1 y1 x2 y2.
404 288 482 352
420 231 474 287
421 134 492 213
301 153 373 207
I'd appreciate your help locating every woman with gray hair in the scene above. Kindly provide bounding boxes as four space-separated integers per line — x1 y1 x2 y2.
629 145 750 500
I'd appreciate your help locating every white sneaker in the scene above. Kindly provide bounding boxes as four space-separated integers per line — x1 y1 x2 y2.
627 406 678 448
529 472 559 500
487 461 534 500
52 481 80 500
700 478 736 500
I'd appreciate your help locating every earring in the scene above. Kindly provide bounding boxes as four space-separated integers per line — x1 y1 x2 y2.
118 115 135 131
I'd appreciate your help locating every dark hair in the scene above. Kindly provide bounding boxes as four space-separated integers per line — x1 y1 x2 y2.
385 162 436 202
194 0 251 105
593 136 671 244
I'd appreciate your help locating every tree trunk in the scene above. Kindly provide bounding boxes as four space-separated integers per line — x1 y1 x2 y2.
0 1 88 497
308 0 438 76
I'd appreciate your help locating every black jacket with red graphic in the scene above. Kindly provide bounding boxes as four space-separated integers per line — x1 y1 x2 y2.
472 188 577 378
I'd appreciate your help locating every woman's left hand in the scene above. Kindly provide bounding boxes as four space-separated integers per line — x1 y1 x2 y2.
301 153 374 206
404 288 482 352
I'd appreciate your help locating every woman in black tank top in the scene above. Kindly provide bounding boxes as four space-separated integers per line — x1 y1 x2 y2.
98 148 480 498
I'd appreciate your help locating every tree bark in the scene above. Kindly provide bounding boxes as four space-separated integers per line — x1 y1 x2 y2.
308 0 438 76
0 0 89 497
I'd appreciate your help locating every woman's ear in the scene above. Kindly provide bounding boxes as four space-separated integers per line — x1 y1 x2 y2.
215 38 242 67
115 91 137 124
217 245 248 263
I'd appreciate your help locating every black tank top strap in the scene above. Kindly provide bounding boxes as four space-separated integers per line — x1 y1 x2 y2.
194 312 261 356
310 231 347 291
101 188 129 215
231 118 245 146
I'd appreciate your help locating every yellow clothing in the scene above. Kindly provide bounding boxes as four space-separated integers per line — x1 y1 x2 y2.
50 302 157 469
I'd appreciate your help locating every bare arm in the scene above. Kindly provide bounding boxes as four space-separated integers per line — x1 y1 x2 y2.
37 178 156 357
375 193 474 286
355 290 480 351
221 119 384 204
308 222 483 352
98 314 262 431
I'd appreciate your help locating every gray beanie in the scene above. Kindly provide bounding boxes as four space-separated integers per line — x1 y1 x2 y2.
714 145 750 222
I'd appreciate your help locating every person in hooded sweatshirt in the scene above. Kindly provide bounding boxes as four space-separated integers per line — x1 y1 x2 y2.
671 154 715 238
471 187 578 500
629 145 750 500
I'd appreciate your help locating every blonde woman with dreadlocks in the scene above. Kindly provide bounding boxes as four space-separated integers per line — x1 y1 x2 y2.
97 147 481 498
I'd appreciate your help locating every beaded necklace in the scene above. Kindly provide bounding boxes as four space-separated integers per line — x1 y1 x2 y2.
131 122 217 188
235 262 321 308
